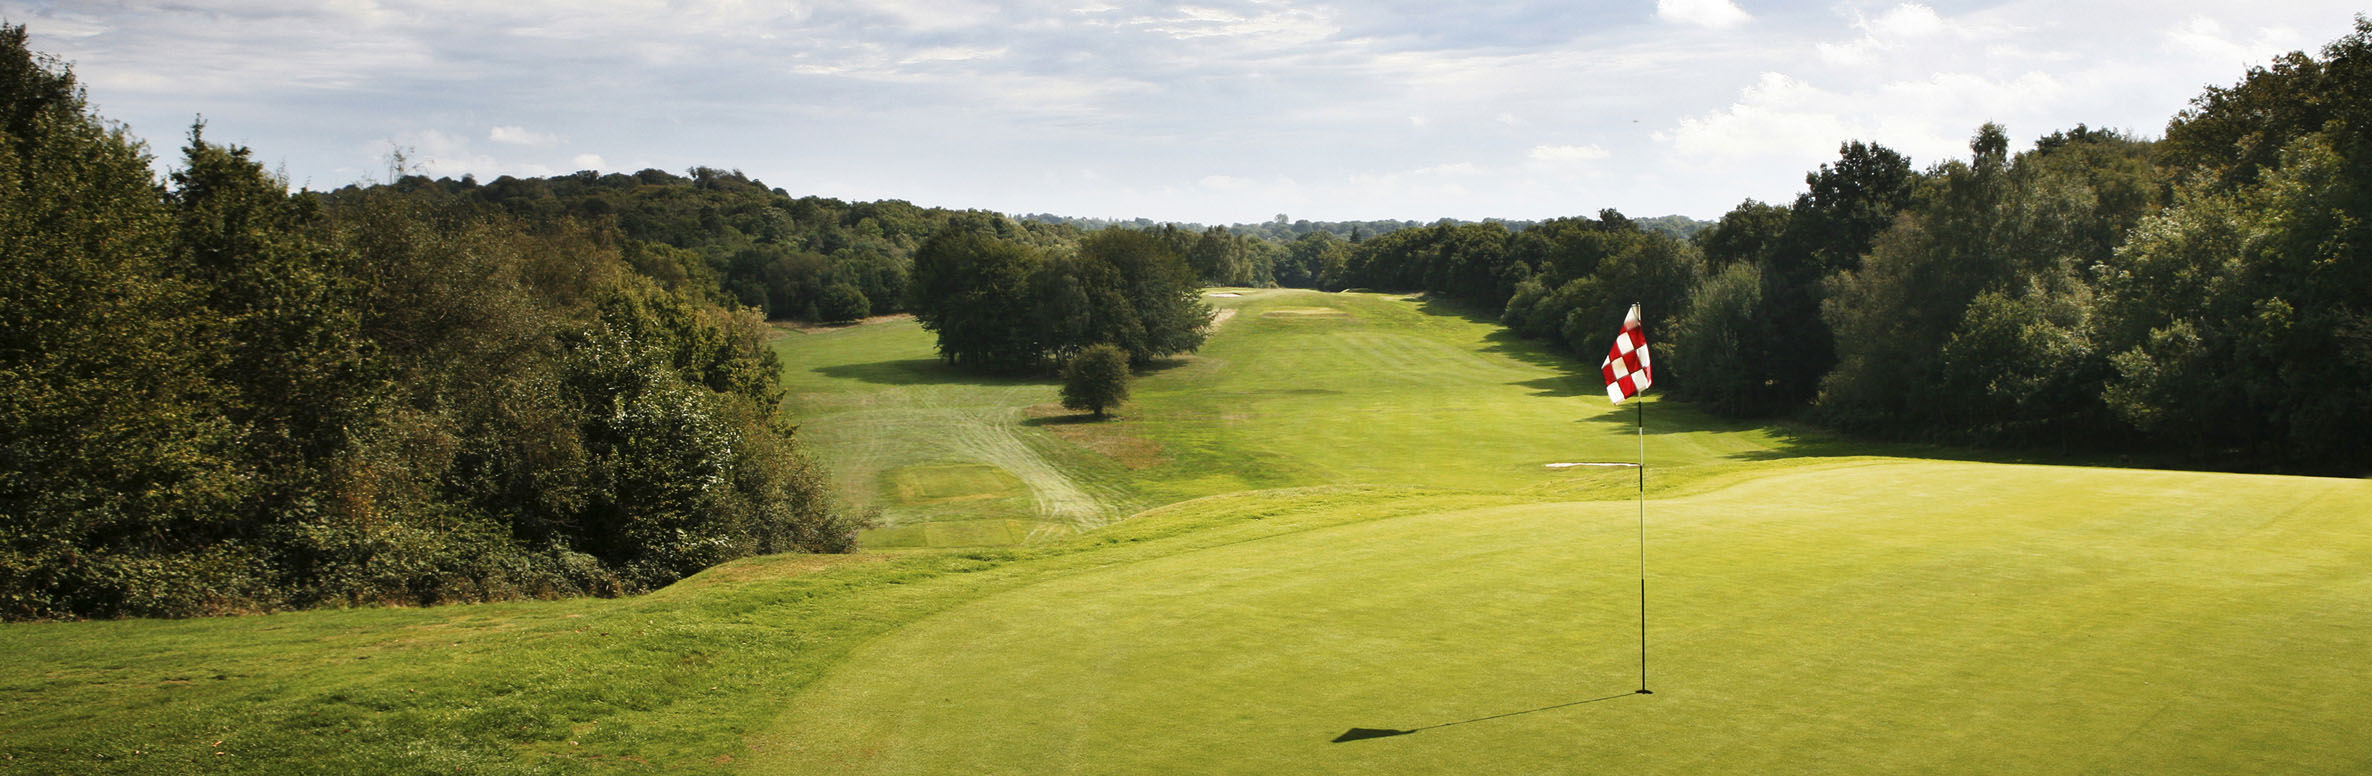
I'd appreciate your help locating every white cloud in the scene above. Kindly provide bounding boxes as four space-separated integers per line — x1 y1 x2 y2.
1656 0 1751 30
1867 4 1946 38
899 46 1010 65
1528 144 1611 162
573 153 604 169
862 0 1002 31
1119 5 1338 45
1817 3 1956 66
2164 15 2304 68
1199 174 1251 191
1661 72 1861 160
389 128 555 179
489 125 563 146
1411 162 1486 176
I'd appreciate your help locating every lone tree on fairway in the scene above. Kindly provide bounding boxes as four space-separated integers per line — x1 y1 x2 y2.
1061 344 1132 418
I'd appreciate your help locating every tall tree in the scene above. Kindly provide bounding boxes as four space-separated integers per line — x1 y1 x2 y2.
168 126 381 538
1763 141 1917 408
1060 344 1133 418
0 25 249 617
908 228 1044 370
1077 228 1212 364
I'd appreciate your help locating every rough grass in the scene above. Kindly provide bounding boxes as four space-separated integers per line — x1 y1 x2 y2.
771 318 1141 547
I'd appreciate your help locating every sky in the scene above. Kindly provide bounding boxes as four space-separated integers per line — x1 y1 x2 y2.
6 1 2363 224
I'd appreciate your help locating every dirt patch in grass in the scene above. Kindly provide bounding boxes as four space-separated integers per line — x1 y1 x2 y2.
1028 404 1166 469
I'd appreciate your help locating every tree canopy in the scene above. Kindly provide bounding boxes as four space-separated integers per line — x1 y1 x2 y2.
0 26 862 619
1060 344 1133 418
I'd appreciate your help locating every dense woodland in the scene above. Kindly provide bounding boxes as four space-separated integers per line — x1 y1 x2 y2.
0 27 861 619
4 19 2368 618
1300 20 2370 473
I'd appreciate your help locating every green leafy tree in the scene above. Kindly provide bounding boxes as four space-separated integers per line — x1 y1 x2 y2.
1187 226 1257 286
1750 142 1918 410
1666 261 1769 416
1060 344 1133 418
1076 228 1212 364
0 25 249 617
908 227 1044 370
1278 231 1348 289
1820 125 2017 431
168 126 385 548
1694 199 1790 269
817 281 869 322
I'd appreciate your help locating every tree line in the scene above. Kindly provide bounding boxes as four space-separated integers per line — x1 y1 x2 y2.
1 26 862 620
352 166 1080 325
1321 19 2372 472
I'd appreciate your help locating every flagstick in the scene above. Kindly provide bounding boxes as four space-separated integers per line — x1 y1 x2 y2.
1636 395 1651 695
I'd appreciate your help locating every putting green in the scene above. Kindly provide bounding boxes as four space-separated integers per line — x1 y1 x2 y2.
749 461 2372 774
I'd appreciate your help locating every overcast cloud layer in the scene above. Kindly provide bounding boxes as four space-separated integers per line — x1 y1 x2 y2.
7 1 2360 223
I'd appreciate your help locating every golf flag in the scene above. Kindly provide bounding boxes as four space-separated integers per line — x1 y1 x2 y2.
1601 304 1651 404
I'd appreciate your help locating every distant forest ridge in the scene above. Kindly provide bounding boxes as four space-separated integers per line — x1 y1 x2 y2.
1017 212 1713 243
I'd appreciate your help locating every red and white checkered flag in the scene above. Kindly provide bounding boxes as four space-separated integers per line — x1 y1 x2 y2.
1601 304 1651 404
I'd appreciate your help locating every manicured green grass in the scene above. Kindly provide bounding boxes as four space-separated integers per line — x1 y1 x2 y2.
750 461 2372 774
5 288 2365 774
1114 291 1792 502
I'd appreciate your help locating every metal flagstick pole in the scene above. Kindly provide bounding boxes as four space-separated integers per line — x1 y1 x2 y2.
1636 392 1650 695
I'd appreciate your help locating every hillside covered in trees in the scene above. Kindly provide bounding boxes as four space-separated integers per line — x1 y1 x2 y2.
0 26 862 619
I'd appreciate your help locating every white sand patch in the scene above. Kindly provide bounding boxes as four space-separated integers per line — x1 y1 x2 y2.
1206 292 1243 297
1545 462 1640 469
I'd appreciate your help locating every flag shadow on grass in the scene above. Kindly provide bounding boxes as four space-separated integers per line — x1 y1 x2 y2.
1332 692 1640 743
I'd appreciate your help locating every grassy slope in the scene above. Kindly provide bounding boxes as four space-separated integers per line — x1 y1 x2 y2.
4 289 2365 774
772 317 1146 547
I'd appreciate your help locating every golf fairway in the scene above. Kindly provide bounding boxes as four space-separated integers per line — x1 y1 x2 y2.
750 461 2372 774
